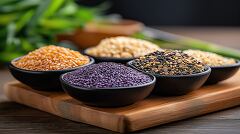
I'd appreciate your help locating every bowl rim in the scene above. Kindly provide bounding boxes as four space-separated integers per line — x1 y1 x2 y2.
210 60 240 69
127 60 211 78
10 56 95 73
82 48 135 61
60 71 156 91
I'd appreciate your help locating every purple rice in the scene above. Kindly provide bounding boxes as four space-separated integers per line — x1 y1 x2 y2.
63 62 152 88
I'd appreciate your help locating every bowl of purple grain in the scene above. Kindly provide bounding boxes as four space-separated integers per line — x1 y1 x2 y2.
60 62 156 107
128 49 211 96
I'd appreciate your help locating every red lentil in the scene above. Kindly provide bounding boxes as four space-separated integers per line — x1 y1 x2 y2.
13 45 90 71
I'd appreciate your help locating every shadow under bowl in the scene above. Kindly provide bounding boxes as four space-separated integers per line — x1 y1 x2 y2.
127 60 211 96
205 60 240 85
82 48 134 63
60 73 156 107
8 57 95 91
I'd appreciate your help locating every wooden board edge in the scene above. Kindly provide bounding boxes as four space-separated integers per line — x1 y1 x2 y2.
5 81 240 133
124 86 240 132
3 81 128 133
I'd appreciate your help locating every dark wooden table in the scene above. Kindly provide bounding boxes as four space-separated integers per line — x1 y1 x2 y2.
1 27 240 134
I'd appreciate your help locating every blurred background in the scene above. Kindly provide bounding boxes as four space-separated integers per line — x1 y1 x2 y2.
1 0 240 65
81 0 240 26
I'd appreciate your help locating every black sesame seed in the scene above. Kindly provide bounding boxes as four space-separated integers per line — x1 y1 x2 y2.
132 49 206 76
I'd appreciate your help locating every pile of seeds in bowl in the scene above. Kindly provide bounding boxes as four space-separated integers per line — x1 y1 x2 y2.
63 62 152 88
13 45 90 71
184 49 236 67
131 49 206 75
85 36 161 58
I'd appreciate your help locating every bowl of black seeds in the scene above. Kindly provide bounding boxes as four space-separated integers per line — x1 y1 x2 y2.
128 49 211 96
60 62 156 107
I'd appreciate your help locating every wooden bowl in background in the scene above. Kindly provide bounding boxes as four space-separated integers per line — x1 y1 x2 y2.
57 19 143 49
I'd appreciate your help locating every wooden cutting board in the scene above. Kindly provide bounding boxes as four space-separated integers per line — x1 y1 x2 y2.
4 71 240 133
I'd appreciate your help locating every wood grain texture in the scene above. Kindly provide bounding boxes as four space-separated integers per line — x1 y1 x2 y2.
5 72 240 132
4 71 240 133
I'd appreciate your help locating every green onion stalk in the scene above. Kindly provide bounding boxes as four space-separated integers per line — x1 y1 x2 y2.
134 27 240 59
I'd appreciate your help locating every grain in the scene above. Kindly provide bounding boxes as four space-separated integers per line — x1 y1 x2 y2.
13 45 90 71
63 62 152 88
86 36 161 58
184 49 236 66
131 49 206 75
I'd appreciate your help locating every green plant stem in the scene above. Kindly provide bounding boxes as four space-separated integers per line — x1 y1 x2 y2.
136 27 240 59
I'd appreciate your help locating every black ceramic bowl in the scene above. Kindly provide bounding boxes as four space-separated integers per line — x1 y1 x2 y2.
60 73 156 107
82 48 134 63
128 61 211 96
206 60 240 84
8 57 95 91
